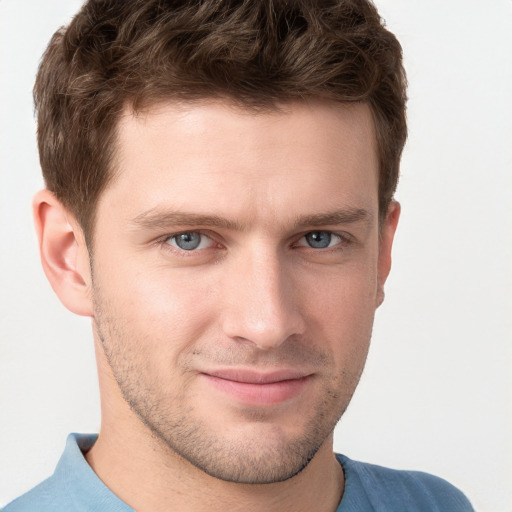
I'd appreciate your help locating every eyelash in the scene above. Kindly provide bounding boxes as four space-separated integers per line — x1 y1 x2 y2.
158 231 219 255
157 230 354 256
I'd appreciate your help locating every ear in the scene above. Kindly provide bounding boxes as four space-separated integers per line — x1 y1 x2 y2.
376 200 400 308
33 189 93 317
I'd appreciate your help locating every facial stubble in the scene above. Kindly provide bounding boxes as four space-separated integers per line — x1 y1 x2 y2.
92 283 369 485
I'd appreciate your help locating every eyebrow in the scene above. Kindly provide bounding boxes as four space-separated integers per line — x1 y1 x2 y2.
129 207 372 231
293 208 372 228
130 210 245 231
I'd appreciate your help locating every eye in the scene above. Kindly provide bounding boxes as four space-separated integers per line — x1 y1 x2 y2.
165 232 214 251
298 231 343 249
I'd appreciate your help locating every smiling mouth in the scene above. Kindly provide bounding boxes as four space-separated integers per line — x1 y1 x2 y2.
200 369 313 406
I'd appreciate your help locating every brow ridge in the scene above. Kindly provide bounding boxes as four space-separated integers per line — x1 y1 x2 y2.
130 207 372 232
293 208 372 228
130 210 245 231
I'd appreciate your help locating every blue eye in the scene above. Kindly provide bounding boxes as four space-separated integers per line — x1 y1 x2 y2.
166 232 212 251
301 231 342 249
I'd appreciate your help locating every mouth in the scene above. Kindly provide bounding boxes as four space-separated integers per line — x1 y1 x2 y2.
199 368 313 406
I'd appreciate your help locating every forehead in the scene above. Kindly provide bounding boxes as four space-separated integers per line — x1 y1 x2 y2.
117 98 376 161
101 98 379 229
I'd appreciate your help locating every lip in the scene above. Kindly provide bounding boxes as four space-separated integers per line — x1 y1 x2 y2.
199 368 312 406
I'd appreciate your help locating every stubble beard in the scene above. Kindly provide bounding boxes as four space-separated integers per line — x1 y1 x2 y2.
93 292 367 485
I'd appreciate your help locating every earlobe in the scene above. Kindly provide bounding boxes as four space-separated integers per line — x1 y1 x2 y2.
376 201 401 308
33 189 93 317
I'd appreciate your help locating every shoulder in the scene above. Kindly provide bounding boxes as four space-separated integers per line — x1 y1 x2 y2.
2 434 107 512
2 477 58 512
336 454 474 512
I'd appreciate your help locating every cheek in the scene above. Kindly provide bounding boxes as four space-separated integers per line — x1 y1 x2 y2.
300 261 378 359
304 253 378 313
95 262 218 358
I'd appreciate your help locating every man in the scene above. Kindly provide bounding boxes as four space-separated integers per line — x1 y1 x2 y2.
4 0 474 511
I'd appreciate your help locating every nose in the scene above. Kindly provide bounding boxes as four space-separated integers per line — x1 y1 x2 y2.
220 248 306 350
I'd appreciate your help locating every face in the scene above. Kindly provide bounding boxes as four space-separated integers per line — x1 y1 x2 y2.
89 99 397 484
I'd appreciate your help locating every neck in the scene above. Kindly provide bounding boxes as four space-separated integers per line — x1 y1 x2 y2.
86 424 343 512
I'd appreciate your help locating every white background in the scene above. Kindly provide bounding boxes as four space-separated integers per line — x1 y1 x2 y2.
0 1 511 510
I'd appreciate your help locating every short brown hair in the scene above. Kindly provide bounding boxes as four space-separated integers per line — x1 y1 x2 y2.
34 0 407 243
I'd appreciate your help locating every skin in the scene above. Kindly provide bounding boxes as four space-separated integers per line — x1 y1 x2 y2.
34 98 400 512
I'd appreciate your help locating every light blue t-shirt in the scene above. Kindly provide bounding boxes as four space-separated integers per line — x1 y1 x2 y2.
4 434 474 511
